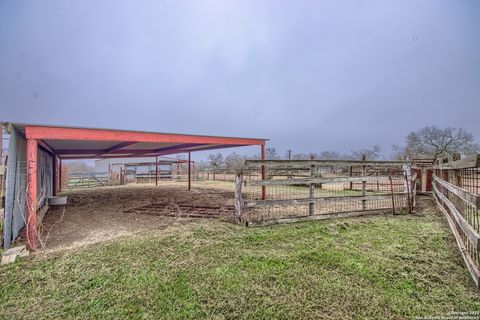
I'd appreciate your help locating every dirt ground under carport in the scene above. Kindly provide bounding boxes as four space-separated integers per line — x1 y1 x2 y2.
38 181 236 252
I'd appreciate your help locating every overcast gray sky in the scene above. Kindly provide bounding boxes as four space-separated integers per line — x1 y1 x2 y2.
1 0 479 159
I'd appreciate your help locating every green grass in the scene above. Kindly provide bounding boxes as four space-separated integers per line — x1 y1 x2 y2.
1 212 479 319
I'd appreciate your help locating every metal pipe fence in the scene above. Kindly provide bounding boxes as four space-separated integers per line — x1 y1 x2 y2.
66 171 109 189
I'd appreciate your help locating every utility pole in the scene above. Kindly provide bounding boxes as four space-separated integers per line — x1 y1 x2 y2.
287 149 292 179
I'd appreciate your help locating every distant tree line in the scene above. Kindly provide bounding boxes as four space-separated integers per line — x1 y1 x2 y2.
199 126 479 170
199 145 382 171
64 160 95 173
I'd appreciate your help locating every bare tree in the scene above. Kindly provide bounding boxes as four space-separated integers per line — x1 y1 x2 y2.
265 147 280 160
194 160 210 170
390 144 406 160
350 145 382 160
224 152 246 170
291 151 346 160
404 126 479 159
318 150 343 160
292 153 309 160
64 160 94 173
207 153 224 180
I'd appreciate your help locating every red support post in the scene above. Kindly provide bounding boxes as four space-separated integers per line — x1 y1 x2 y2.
261 144 266 200
26 138 38 251
155 155 159 186
188 152 191 191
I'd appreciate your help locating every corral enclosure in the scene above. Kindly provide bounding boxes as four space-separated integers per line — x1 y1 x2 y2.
235 159 416 225
20 157 418 252
61 158 417 228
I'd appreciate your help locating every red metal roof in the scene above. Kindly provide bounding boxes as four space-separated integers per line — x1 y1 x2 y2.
14 123 266 159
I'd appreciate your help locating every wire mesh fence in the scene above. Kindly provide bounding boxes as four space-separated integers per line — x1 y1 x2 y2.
432 155 480 287
235 159 416 225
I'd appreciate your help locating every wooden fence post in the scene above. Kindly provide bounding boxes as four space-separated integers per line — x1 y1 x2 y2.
362 155 366 211
404 166 412 213
234 170 245 224
309 164 315 215
389 175 396 214
349 166 353 190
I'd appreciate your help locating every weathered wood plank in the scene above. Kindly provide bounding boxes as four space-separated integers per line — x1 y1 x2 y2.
410 172 418 182
234 170 245 224
309 164 315 215
433 183 480 249
245 193 406 208
245 159 408 168
246 175 395 187
433 175 480 208
247 209 391 227
432 191 480 288
389 176 396 214
361 158 366 211
433 155 480 170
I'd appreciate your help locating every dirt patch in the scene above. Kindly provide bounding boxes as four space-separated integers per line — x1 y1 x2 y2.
38 183 235 252
124 202 235 218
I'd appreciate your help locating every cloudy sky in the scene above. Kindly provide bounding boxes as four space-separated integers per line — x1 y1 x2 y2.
0 0 479 159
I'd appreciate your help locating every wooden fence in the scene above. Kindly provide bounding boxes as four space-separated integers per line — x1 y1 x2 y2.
432 155 480 287
196 168 260 182
234 159 416 226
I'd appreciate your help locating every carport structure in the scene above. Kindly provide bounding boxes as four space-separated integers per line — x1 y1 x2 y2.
18 124 267 251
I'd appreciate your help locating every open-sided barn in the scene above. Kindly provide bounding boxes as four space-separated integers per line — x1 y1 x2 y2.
2 123 266 251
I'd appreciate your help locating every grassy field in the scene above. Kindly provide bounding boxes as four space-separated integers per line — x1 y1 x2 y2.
1 209 479 319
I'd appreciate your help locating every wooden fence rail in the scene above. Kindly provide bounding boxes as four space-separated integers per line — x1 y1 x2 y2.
235 159 416 227
432 156 480 288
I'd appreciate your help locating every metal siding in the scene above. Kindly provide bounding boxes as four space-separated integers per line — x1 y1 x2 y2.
3 129 17 248
3 128 53 249
3 129 27 249
37 146 53 208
